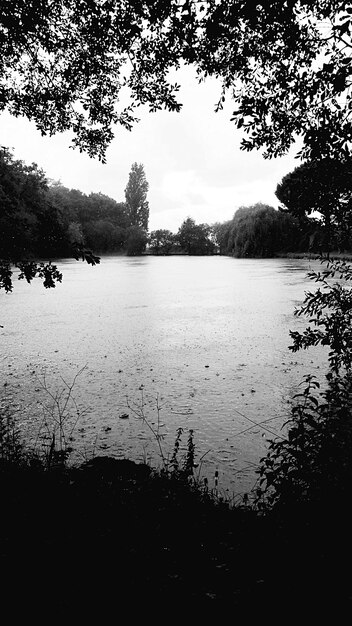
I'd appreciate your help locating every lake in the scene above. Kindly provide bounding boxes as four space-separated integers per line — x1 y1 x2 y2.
0 255 327 497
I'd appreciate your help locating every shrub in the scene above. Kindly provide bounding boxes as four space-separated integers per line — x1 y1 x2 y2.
255 257 352 510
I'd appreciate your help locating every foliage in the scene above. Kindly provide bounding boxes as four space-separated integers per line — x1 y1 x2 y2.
0 0 183 161
256 257 352 510
124 162 149 232
149 207 305 258
0 149 100 291
82 219 125 253
197 1 352 162
0 153 152 290
0 404 24 465
0 250 99 294
2 2 352 163
125 225 148 256
169 427 196 480
177 217 215 255
276 159 352 253
220 204 301 258
149 229 176 255
211 221 232 255
256 372 352 509
0 259 62 292
81 192 128 228
48 183 129 253
0 147 65 260
289 258 352 373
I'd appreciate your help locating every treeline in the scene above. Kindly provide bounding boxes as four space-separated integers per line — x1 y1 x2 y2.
149 218 216 255
211 204 304 257
153 158 352 258
2 148 351 262
0 150 149 260
48 183 149 256
150 206 310 257
152 156 352 258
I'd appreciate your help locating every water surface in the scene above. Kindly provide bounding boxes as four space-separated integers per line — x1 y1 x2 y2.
0 255 326 496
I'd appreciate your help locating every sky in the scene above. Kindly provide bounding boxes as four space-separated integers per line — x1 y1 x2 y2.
0 65 300 233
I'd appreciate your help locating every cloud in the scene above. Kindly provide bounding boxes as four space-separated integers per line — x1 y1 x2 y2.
148 167 283 232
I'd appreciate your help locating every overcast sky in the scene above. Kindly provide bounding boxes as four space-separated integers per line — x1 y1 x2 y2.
0 65 299 233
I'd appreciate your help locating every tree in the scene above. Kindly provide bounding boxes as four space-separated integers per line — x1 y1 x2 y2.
221 204 301 258
149 229 176 255
1 2 352 164
0 1 184 162
124 163 149 232
0 149 100 292
177 217 215 255
211 221 232 255
66 222 84 248
125 225 148 256
0 147 50 259
76 191 129 252
83 220 126 253
47 183 130 253
276 159 352 254
195 1 352 163
84 193 128 230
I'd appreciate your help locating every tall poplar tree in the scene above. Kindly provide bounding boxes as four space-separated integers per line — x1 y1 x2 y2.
124 163 149 231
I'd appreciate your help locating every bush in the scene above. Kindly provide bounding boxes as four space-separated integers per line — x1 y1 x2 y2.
255 257 352 510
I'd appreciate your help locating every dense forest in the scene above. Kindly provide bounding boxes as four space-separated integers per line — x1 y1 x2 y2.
2 147 351 267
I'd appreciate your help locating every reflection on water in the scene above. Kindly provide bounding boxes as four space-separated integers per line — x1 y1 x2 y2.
0 255 326 495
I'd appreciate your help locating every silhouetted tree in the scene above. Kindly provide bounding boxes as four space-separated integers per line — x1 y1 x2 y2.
276 160 352 254
0 151 100 292
1 2 352 164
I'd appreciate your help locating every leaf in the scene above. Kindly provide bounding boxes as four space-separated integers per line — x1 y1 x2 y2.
338 20 351 36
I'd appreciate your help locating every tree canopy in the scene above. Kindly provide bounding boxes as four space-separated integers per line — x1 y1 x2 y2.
149 229 176 255
217 204 301 258
1 1 352 162
177 217 215 255
276 160 352 251
1 152 156 291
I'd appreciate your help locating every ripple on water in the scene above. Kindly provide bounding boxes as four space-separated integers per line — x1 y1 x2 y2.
0 256 327 495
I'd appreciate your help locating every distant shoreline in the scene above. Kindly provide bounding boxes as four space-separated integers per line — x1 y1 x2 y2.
279 251 352 260
143 250 352 260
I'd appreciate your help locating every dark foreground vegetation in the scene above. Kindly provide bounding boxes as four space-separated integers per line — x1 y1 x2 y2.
2 451 351 619
1 257 352 618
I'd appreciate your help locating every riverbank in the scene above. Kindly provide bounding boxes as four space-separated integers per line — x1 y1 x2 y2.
1 454 351 619
142 250 352 260
280 250 352 260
